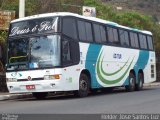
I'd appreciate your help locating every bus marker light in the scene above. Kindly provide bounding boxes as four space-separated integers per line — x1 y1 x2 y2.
44 75 60 80
53 75 60 79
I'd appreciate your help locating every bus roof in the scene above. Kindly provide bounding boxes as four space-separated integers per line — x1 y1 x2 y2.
11 12 152 35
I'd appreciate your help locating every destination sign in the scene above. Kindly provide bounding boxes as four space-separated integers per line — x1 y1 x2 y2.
9 17 58 36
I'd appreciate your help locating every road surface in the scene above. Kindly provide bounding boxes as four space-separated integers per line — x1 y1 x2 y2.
0 86 160 114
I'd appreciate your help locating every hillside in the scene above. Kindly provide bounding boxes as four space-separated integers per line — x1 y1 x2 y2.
101 0 160 22
1 0 160 22
1 0 160 50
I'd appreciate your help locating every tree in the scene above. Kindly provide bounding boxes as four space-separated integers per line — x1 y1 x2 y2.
0 0 19 17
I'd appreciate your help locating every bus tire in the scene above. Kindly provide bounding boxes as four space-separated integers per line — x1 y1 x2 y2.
125 72 136 92
135 73 143 91
74 73 90 97
32 92 48 100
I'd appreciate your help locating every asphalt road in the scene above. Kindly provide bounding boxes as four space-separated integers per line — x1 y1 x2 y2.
0 86 160 114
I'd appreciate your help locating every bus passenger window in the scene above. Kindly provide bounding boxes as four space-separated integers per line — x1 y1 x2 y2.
107 27 119 45
62 17 77 40
139 34 147 49
119 29 129 47
78 20 86 41
100 25 107 43
147 36 153 50
77 20 93 42
93 24 106 43
93 24 101 43
130 32 139 48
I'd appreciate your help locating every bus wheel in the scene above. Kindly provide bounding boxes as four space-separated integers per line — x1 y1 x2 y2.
125 73 136 92
32 92 48 100
135 73 143 91
74 74 90 97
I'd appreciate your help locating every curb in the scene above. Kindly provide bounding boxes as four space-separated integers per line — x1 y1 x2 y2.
143 82 160 87
0 94 11 101
0 93 32 101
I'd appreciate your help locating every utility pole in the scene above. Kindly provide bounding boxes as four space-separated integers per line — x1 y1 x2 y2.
19 0 25 18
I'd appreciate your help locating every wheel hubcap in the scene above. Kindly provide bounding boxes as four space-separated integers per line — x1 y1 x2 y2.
139 79 142 88
130 78 134 88
80 79 87 91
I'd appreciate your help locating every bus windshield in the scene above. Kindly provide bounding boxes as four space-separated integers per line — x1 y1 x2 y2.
30 35 61 68
7 35 61 70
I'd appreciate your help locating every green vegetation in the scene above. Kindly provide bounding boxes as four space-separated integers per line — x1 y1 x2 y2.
0 0 160 51
0 31 7 43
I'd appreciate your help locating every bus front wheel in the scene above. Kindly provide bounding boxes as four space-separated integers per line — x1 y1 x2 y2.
74 73 90 97
32 92 48 100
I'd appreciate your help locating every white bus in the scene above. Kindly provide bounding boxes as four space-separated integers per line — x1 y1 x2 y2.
6 12 156 99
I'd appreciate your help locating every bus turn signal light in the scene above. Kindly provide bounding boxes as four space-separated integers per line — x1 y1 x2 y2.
44 75 60 80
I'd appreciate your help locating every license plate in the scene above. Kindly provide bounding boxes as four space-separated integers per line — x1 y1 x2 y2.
26 85 35 90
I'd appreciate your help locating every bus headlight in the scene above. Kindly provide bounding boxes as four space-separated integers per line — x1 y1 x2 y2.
44 75 60 80
6 78 17 82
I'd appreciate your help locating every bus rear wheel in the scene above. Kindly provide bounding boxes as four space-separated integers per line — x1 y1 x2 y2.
74 73 90 97
32 92 48 100
125 72 136 92
135 73 143 91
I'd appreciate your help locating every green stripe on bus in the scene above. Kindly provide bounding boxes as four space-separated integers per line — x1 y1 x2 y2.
101 55 129 76
96 51 134 85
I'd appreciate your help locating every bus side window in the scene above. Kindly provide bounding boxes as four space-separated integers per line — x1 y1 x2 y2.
107 27 119 45
147 36 154 50
93 24 107 43
62 40 71 63
93 24 101 43
100 25 107 43
77 20 93 42
119 29 130 47
130 32 139 49
77 20 86 41
85 22 93 42
62 38 80 66
62 17 77 40
139 34 148 49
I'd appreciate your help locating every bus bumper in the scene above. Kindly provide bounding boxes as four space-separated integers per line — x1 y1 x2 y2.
7 80 72 93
